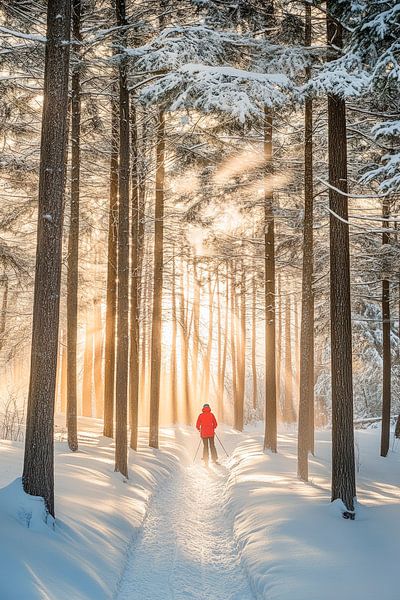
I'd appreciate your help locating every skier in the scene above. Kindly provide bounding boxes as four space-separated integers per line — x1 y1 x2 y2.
196 403 219 465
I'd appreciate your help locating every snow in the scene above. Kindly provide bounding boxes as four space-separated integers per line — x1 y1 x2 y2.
1 421 399 599
225 427 400 600
117 462 253 600
0 418 186 600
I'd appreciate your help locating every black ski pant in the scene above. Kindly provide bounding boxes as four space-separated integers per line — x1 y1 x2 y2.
202 436 218 463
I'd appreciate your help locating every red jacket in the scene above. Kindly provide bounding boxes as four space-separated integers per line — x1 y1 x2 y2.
196 406 217 438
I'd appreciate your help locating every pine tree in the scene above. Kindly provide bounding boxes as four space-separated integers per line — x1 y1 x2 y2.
327 2 356 515
22 0 72 518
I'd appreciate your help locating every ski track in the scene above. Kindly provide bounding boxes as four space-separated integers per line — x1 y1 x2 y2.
116 461 254 600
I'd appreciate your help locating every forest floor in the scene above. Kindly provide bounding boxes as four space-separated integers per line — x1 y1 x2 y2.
0 419 399 600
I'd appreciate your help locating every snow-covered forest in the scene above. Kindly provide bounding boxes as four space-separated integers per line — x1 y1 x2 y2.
0 0 399 598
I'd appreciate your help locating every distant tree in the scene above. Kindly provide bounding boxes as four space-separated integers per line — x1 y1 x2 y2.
103 93 119 438
67 0 82 453
22 0 72 518
115 0 130 476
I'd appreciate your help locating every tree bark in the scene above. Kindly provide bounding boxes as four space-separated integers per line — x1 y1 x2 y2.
66 0 82 452
252 270 257 410
192 259 201 410
22 0 72 518
93 296 103 418
327 3 356 514
298 2 315 480
170 246 178 423
263 111 277 452
114 0 130 476
103 92 119 438
381 197 391 457
283 294 296 423
230 261 238 425
129 100 140 450
82 313 93 417
179 260 191 423
235 265 246 431
149 110 165 448
0 273 8 354
217 264 229 421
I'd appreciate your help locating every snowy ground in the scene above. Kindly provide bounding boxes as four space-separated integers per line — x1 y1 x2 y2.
0 419 399 599
227 426 400 600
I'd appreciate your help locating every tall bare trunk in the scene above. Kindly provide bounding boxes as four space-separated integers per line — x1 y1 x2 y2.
179 260 191 423
235 265 246 431
66 0 81 452
283 295 296 423
115 0 130 476
82 313 93 417
0 273 8 354
217 265 229 421
149 110 165 448
252 270 257 410
327 3 356 513
129 101 140 450
22 0 72 517
93 297 103 418
103 93 119 438
298 3 315 480
381 197 391 457
60 331 67 414
170 247 178 423
263 111 277 452
192 259 201 408
230 261 238 424
201 269 214 401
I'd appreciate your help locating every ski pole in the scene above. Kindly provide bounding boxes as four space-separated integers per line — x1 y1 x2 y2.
193 438 201 463
215 433 229 457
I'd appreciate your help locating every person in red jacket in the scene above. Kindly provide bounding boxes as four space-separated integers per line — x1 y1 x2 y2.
196 404 218 465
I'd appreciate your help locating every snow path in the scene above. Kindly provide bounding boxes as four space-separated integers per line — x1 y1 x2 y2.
116 461 255 600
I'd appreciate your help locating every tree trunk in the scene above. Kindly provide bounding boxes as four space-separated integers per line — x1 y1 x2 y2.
263 110 277 452
298 2 315 480
170 247 178 423
60 331 67 414
93 297 103 418
115 0 130 476
22 0 72 518
129 100 140 450
217 265 229 421
283 294 296 423
149 110 165 449
103 92 119 438
276 273 282 416
235 265 246 431
327 3 356 514
192 259 201 409
230 261 238 425
179 260 191 423
0 273 8 354
201 269 214 402
252 270 257 410
381 197 391 457
82 313 93 417
66 0 82 452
